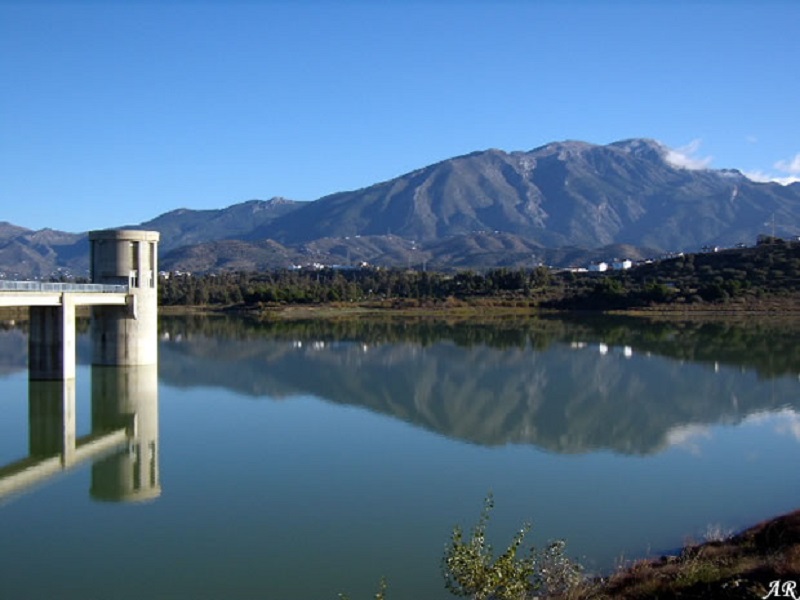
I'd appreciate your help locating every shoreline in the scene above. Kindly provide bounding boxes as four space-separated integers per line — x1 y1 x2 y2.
158 301 800 321
5 299 800 322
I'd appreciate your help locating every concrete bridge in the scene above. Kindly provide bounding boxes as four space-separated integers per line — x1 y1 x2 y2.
0 230 159 379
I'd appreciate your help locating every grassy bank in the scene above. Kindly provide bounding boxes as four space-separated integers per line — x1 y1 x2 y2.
569 509 800 599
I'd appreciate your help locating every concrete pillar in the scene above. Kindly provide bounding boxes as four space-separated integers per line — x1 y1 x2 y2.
89 230 159 366
90 364 160 502
28 297 76 380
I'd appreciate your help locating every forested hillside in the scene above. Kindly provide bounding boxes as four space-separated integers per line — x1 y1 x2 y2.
159 236 800 311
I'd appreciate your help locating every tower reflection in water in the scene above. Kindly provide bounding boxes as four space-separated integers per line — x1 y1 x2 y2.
2 365 159 504
90 365 160 502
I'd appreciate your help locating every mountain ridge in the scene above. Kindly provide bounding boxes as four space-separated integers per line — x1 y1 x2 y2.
2 138 800 277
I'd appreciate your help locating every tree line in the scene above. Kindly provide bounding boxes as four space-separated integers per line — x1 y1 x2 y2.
159 266 556 307
158 237 800 311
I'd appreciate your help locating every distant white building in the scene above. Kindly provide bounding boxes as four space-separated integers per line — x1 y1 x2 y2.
588 262 609 272
612 259 633 270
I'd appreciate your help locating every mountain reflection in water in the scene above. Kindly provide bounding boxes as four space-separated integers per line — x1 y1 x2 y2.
156 315 800 455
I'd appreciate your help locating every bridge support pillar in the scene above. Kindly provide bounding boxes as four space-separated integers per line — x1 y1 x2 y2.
28 298 76 380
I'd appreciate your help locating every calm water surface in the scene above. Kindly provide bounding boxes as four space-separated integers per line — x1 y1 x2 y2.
1 315 799 599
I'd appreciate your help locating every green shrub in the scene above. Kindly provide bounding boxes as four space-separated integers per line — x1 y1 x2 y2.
442 494 583 599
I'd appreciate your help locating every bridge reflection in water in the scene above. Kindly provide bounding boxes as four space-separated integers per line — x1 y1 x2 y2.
0 364 159 504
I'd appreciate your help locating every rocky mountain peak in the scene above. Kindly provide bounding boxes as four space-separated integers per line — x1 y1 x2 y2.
609 138 667 157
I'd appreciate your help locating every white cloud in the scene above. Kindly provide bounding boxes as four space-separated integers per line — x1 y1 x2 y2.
745 135 759 144
775 153 800 175
742 409 800 442
744 153 800 185
665 423 712 455
772 409 800 442
741 170 800 185
664 139 714 170
742 170 771 183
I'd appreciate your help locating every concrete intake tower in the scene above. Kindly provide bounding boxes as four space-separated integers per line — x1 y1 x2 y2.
89 229 160 366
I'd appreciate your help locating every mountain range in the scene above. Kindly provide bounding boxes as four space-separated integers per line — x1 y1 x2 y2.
3 138 800 277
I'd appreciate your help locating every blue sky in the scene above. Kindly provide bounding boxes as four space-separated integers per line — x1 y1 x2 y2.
2 0 799 233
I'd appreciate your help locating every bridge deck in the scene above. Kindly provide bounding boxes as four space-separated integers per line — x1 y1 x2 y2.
0 281 129 308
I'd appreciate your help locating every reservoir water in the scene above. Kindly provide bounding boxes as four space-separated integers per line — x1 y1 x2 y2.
1 314 799 599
